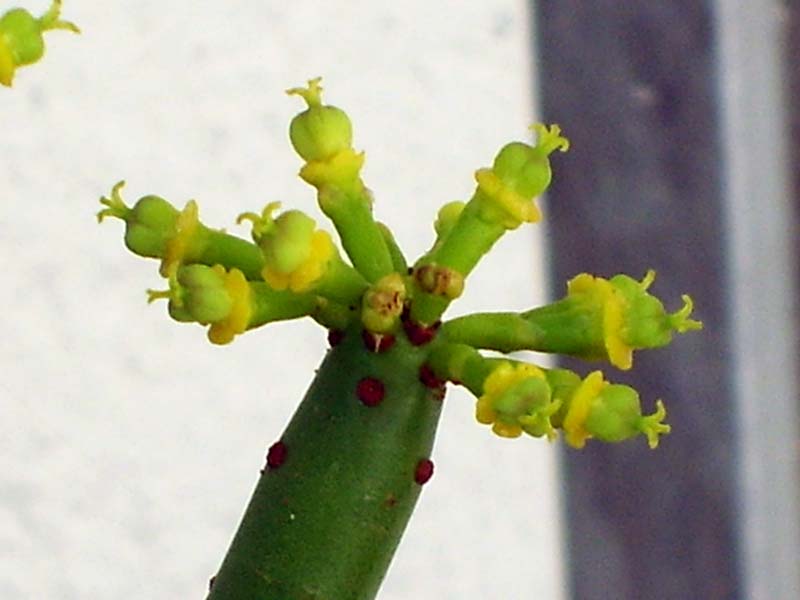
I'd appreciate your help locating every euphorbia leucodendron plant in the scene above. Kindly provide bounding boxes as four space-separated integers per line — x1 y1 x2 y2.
98 78 702 599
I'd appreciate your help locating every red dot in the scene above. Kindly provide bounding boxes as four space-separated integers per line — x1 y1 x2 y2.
414 458 434 485
403 318 440 346
357 377 385 406
266 440 288 469
419 365 446 400
327 329 345 347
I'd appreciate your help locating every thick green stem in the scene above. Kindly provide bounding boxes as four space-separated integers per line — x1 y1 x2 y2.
426 341 500 397
409 201 504 325
320 187 395 283
194 228 266 281
207 324 443 600
440 312 546 354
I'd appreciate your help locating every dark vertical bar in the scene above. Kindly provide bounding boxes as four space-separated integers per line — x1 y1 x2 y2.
791 3 800 282
532 2 740 599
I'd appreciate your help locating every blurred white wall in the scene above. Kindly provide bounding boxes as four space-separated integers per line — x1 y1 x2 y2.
0 2 565 598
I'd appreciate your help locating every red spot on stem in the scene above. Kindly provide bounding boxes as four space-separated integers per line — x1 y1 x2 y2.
419 364 443 388
403 318 440 346
357 377 385 406
419 364 446 401
266 440 288 469
362 329 395 353
328 329 345 347
414 458 434 485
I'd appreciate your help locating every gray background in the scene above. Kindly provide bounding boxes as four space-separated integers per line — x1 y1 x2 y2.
1 2 566 598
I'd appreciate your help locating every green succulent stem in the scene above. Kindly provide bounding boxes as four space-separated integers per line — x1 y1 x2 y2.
314 255 370 306
376 222 408 273
207 323 443 600
247 283 319 327
410 201 504 326
316 185 395 283
426 341 502 397
440 311 546 353
195 230 266 281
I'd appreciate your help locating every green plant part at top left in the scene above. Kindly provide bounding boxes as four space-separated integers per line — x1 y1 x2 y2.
99 77 703 600
0 1 79 87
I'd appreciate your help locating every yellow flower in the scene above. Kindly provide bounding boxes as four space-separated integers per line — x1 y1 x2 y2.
239 204 336 293
561 370 671 449
476 362 560 439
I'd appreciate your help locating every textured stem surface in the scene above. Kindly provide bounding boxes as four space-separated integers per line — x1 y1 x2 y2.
208 326 443 600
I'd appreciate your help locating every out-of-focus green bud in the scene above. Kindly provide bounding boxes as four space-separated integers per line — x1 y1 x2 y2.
287 77 353 162
97 181 180 258
434 201 465 239
0 1 79 87
263 209 317 274
610 270 702 349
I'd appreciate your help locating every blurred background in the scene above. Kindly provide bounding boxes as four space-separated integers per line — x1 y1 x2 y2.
1 1 797 599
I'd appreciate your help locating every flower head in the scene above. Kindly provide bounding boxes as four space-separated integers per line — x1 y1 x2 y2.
476 362 562 439
97 181 181 260
148 264 252 345
238 204 335 293
287 77 354 163
0 1 79 87
523 270 703 370
562 370 670 449
567 270 702 369
473 124 569 229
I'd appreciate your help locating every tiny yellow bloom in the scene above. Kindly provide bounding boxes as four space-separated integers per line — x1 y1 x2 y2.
207 266 253 345
262 229 335 293
562 370 608 449
567 273 633 370
161 200 201 278
476 362 553 439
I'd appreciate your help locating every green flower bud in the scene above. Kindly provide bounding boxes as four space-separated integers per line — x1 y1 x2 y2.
174 264 233 324
98 182 180 258
239 203 336 293
287 78 353 162
610 271 702 348
0 1 79 87
584 384 671 449
523 270 702 370
263 210 317 274
473 124 569 229
148 264 253 345
477 362 561 439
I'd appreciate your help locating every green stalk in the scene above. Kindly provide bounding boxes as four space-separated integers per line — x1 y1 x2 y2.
207 324 444 600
